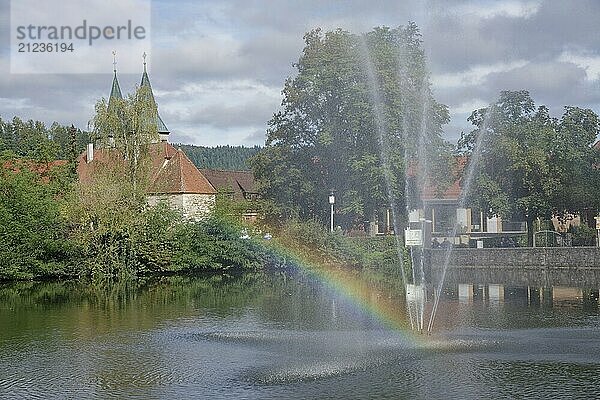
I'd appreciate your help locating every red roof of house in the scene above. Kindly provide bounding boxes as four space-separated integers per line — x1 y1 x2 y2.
411 156 466 201
77 142 216 195
149 147 216 194
200 169 256 201
3 159 68 183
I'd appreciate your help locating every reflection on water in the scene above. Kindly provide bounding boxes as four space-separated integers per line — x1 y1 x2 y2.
0 271 599 399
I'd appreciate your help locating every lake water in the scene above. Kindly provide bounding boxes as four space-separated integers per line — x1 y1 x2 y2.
1 270 599 399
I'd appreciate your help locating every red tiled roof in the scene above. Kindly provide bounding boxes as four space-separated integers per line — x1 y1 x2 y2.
77 142 216 195
149 147 216 194
412 156 466 201
200 169 256 201
3 159 67 183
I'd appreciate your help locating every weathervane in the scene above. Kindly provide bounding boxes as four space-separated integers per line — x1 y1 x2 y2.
142 52 147 72
112 50 117 73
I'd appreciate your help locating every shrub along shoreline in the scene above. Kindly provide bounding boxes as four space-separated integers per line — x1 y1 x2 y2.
0 158 270 281
0 156 405 282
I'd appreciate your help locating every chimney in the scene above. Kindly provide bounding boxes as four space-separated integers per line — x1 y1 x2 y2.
86 142 94 163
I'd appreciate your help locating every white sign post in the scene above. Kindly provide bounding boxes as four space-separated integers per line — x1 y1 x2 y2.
404 228 423 247
595 216 600 247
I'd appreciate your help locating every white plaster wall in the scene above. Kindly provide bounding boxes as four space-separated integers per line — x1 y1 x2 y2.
487 215 502 233
456 208 468 229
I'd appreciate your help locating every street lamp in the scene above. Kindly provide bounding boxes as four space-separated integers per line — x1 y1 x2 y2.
328 191 335 232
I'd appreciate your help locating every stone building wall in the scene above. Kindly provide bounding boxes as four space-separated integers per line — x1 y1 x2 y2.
147 193 215 220
427 247 600 268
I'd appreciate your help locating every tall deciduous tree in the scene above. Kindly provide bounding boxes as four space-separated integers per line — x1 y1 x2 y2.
551 106 600 215
252 24 451 229
66 85 166 275
92 85 159 195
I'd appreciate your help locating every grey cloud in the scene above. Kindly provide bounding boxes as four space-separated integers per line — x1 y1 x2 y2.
228 0 423 33
486 62 585 96
238 33 303 85
483 61 600 113
0 70 112 129
242 129 266 146
170 99 277 130
425 0 600 74
435 62 594 112
2 0 600 147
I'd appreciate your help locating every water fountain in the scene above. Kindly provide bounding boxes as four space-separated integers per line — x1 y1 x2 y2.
357 35 426 332
358 30 494 334
426 109 492 333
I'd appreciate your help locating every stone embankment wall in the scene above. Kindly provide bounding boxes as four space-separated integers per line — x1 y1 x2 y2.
424 247 600 286
427 247 600 268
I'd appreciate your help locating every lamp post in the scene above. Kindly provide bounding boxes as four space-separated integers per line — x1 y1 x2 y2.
328 191 335 232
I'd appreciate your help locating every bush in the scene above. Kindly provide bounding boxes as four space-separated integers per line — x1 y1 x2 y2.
570 224 596 247
274 219 408 274
175 216 278 272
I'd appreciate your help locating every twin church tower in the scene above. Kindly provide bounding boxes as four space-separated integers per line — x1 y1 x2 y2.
108 52 170 143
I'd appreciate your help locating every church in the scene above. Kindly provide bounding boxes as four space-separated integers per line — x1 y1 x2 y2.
77 56 218 220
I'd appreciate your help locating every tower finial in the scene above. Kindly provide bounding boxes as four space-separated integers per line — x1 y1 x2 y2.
112 50 117 74
142 52 147 72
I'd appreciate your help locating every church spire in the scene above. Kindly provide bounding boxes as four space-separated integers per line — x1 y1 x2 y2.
108 51 122 109
139 52 170 142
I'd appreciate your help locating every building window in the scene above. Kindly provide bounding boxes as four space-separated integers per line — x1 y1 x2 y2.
471 207 481 232
433 205 456 234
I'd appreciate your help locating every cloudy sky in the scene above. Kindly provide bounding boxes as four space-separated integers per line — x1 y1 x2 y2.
1 0 600 146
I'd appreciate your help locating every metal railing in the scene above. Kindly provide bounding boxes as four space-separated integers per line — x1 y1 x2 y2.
533 230 570 247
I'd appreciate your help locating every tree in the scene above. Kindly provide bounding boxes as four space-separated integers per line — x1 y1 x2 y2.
65 85 168 276
0 157 75 279
551 106 600 215
252 24 451 230
0 116 58 161
91 85 159 195
48 122 89 162
0 117 89 163
458 90 600 245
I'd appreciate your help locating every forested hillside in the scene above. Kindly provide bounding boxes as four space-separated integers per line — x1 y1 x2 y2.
0 116 89 161
0 116 261 172
178 144 261 171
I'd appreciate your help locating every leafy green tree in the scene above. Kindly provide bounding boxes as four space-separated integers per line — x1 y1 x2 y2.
0 158 75 279
67 85 166 276
0 117 89 163
458 90 600 245
48 122 89 162
0 117 58 161
252 24 451 229
551 106 600 215
174 216 272 271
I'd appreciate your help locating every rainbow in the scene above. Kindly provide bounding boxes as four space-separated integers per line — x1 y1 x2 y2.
266 240 428 345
